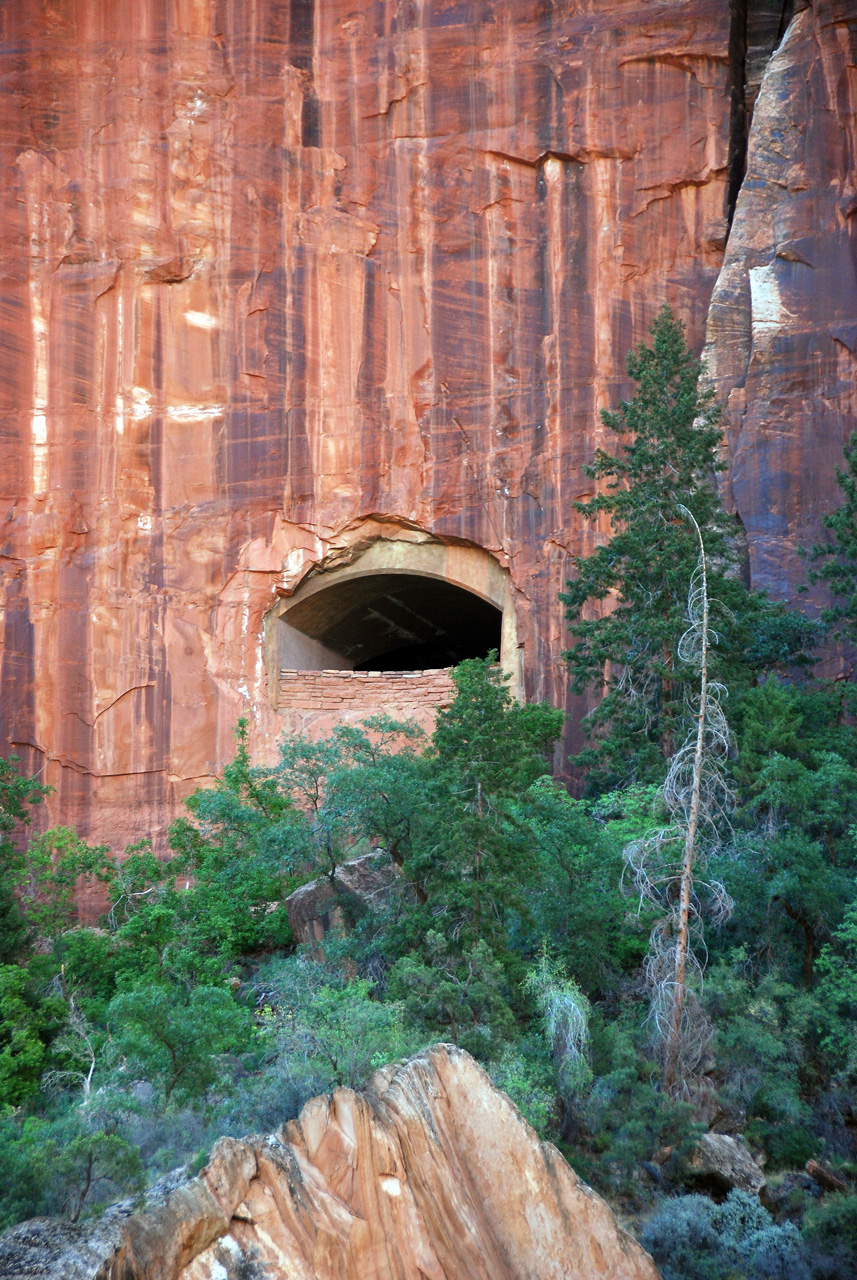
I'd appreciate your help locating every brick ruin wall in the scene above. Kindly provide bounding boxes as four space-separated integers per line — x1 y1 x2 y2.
277 669 455 739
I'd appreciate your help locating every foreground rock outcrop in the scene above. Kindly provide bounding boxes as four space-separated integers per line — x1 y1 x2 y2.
0 1045 659 1280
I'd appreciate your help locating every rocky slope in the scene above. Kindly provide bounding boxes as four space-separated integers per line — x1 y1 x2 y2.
0 1045 659 1280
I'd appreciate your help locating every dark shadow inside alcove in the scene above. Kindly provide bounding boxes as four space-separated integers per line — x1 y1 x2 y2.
279 572 503 671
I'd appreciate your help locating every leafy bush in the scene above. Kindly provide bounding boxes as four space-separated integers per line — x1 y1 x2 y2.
255 955 426 1094
0 1113 143 1228
802 1192 857 1280
387 933 515 1060
574 1015 699 1196
107 983 253 1105
486 1036 556 1135
642 1190 810 1280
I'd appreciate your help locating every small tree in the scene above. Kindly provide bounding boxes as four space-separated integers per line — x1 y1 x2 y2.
0 756 50 961
524 947 592 1100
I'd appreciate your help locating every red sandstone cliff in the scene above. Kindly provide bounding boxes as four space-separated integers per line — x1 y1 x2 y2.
703 0 857 602
0 1 851 857
0 0 733 851
0 1045 659 1280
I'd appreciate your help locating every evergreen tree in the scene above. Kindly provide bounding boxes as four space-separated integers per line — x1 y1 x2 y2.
0 757 50 962
562 306 813 788
807 430 857 652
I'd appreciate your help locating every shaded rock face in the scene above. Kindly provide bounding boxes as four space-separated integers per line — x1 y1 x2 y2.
285 851 402 947
0 1046 659 1280
687 1133 767 1199
703 0 857 603
0 0 733 855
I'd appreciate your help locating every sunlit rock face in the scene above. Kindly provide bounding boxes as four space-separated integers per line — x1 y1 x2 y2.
0 1046 660 1280
0 0 781 855
703 0 857 603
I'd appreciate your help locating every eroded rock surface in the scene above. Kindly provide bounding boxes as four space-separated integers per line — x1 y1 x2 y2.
0 1046 659 1280
687 1133 767 1198
0 0 733 858
703 0 857 602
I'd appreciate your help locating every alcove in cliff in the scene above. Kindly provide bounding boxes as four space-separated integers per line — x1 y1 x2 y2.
280 572 501 671
264 537 520 723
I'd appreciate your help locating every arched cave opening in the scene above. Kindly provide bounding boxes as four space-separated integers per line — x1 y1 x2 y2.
279 572 503 672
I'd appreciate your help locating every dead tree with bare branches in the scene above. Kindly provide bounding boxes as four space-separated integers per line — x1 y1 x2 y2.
624 505 734 1095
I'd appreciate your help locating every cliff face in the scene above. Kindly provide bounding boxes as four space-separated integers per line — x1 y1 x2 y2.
0 1045 659 1280
0 0 732 851
703 0 857 602
0 1 853 854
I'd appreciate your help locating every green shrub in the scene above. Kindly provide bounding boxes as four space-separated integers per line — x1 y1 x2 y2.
802 1192 857 1280
0 1113 143 1228
642 1190 810 1280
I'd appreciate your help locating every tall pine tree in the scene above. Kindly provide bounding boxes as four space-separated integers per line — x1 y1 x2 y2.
562 306 812 789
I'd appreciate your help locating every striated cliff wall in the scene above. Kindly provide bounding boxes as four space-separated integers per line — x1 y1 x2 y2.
0 1045 659 1280
703 0 857 602
0 1 853 853
0 0 733 850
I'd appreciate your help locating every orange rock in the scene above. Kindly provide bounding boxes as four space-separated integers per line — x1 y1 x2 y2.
1 1 834 864
0 1045 661 1279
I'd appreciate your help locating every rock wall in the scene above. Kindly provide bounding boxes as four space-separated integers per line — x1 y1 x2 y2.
2 1 853 853
703 0 857 600
0 1045 659 1280
278 667 454 739
0 0 734 850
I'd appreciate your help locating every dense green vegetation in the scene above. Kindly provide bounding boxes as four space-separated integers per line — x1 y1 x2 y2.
1 310 856 1278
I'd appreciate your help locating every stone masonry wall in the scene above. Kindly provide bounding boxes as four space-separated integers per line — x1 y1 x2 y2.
277 668 455 739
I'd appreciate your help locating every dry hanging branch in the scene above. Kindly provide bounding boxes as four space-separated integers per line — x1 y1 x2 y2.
623 505 734 1095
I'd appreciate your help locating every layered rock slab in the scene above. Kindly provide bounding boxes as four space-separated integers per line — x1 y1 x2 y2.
0 1045 659 1280
703 0 857 601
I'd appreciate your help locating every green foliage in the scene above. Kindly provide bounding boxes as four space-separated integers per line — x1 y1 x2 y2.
388 933 516 1060
816 901 857 1083
715 679 857 986
562 306 815 789
643 1190 810 1280
107 983 252 1105
167 721 296 958
256 955 424 1093
0 755 51 962
0 1113 143 1228
16 827 111 943
807 430 857 648
523 948 592 1099
704 956 816 1167
395 659 562 956
519 779 649 995
0 964 45 1105
485 1038 557 1135
575 1014 700 1195
802 1192 857 1280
